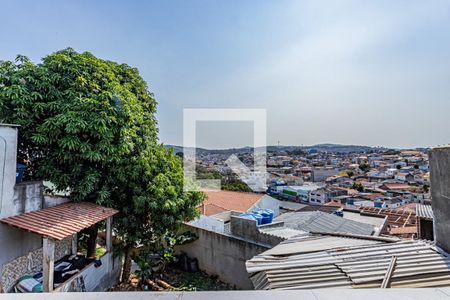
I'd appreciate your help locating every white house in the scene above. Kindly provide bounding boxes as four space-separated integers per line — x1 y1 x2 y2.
395 172 414 182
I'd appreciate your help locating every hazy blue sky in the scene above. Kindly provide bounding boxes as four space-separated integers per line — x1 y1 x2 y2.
1 0 450 149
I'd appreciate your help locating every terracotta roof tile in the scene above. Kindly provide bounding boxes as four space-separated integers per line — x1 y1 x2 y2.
0 202 118 240
202 190 264 215
199 203 229 216
389 226 418 235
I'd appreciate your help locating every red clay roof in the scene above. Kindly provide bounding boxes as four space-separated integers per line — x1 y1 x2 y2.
399 203 417 213
380 183 411 190
0 202 118 240
199 203 229 216
389 226 418 235
364 193 384 200
201 190 264 216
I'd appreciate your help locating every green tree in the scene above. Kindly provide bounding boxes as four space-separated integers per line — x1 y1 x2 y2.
0 49 203 275
352 182 364 192
112 146 204 281
359 163 371 173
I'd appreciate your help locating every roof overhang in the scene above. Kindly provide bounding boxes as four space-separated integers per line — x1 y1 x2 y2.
0 202 118 240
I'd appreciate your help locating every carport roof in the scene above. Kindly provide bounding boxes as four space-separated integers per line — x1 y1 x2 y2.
0 202 118 240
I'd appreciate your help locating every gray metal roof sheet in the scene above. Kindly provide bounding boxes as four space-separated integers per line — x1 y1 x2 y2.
416 204 434 220
260 227 308 239
247 239 450 290
275 211 375 236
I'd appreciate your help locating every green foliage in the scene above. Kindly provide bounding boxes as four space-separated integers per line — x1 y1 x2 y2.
358 163 371 173
221 180 252 192
0 49 157 202
134 231 198 280
134 254 155 281
170 271 233 291
0 48 204 251
352 182 364 192
196 165 251 192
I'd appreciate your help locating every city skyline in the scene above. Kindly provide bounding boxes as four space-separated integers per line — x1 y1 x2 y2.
1 0 449 149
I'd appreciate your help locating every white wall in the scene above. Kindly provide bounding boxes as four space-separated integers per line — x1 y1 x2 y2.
0 124 19 218
189 215 225 233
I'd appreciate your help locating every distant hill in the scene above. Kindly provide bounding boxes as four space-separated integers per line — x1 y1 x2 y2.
165 144 388 154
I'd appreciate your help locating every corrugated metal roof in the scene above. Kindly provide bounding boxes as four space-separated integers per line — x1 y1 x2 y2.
416 204 434 220
264 235 382 256
0 202 118 240
247 239 450 289
275 211 374 236
260 227 308 239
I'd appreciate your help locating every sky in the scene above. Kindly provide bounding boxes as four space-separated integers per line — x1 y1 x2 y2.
1 0 450 149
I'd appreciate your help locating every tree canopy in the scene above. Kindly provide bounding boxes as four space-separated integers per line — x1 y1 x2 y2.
0 49 204 269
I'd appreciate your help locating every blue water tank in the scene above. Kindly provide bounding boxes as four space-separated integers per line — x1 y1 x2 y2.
240 213 262 225
374 201 382 208
261 209 274 224
16 164 26 183
252 213 263 225
252 208 274 224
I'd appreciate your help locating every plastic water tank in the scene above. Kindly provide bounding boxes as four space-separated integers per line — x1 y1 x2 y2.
240 213 262 225
251 213 263 225
16 164 26 183
263 209 274 224
252 209 274 224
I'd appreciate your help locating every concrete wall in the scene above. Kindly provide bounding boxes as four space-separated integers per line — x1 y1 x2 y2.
230 216 285 247
1 237 71 292
0 124 19 218
43 195 71 208
12 181 43 215
55 252 122 292
0 182 74 292
430 147 450 253
189 215 225 233
175 224 270 289
0 182 46 269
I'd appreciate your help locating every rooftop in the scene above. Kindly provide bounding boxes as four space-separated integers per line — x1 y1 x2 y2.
247 238 450 290
416 204 434 220
201 191 265 215
360 207 417 228
275 211 375 236
0 202 118 240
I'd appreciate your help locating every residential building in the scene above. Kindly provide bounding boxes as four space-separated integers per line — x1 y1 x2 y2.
310 168 340 182
281 183 325 202
0 125 120 293
309 188 347 205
